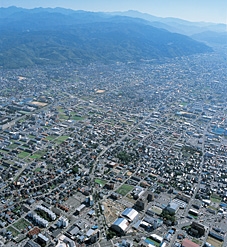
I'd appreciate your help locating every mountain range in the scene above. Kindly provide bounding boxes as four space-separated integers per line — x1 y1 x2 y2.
0 7 217 69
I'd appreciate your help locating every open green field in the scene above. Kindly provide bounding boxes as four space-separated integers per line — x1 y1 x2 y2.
57 107 65 113
30 150 46 159
95 178 107 186
59 113 68 120
13 218 31 231
8 143 18 149
34 167 42 173
116 184 134 196
46 135 57 141
18 151 30 159
54 136 69 144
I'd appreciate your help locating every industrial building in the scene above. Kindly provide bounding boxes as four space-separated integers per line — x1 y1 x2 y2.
111 218 130 235
122 208 139 222
143 216 163 229
75 204 86 215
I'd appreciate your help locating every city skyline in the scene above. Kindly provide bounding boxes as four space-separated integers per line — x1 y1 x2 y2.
1 0 227 24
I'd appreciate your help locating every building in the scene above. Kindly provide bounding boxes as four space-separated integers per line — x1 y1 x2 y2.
176 193 191 203
37 233 49 245
192 200 203 209
105 182 115 190
134 191 154 211
75 204 86 215
27 212 48 228
182 239 200 247
143 216 163 229
36 205 56 221
190 222 205 237
56 234 76 247
188 209 199 217
85 228 100 244
122 208 139 222
111 218 130 235
166 202 179 215
27 227 41 238
24 240 41 247
135 197 148 211
57 216 69 228
149 234 163 243
114 239 133 247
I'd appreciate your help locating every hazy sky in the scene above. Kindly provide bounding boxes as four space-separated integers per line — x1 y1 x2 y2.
1 0 226 24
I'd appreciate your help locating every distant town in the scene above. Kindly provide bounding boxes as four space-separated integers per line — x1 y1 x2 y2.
0 51 227 247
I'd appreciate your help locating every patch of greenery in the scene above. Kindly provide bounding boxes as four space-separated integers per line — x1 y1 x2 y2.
13 218 31 231
54 136 69 144
0 10 212 69
7 226 20 237
117 151 132 164
18 151 30 158
95 178 107 186
30 150 46 159
210 194 221 203
116 184 133 196
46 135 56 141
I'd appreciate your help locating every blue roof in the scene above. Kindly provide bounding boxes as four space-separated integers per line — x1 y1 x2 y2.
122 208 132 215
132 220 141 229
144 238 155 246
219 202 227 208
114 218 125 225
168 202 179 210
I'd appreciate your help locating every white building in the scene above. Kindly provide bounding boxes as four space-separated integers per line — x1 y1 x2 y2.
28 212 48 228
36 205 56 221
111 218 129 235
57 216 69 228
121 208 139 222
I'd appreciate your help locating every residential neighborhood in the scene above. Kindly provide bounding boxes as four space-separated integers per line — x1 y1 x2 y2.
0 51 227 247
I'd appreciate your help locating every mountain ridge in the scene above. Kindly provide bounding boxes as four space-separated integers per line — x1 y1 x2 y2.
0 7 213 69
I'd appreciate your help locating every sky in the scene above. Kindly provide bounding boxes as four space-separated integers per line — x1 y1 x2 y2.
0 0 227 24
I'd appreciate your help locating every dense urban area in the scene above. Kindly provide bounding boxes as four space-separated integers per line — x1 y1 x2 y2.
0 50 227 247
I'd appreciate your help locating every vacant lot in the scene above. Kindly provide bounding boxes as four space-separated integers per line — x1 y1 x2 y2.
206 236 223 247
7 226 20 237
